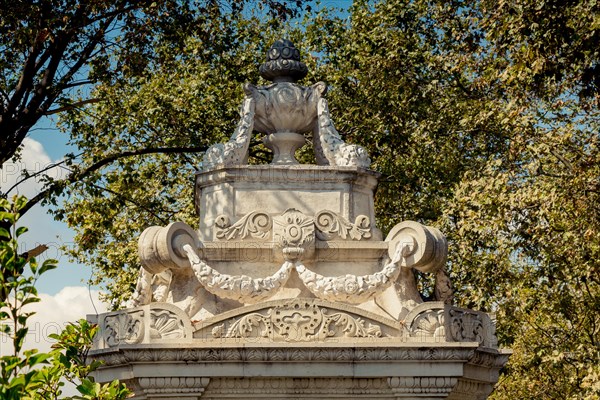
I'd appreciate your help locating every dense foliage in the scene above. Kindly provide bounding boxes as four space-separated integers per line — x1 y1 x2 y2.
0 196 129 399
2 0 598 398
0 0 306 215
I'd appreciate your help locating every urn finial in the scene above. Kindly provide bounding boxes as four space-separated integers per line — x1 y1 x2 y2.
259 39 308 83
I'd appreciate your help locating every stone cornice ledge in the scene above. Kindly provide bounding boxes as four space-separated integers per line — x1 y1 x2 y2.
91 342 491 367
195 164 381 187
91 344 508 399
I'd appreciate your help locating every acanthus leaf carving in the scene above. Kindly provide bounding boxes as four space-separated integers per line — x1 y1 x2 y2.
210 300 383 341
202 92 255 171
449 308 485 345
214 211 272 240
184 244 292 304
104 310 144 347
314 210 372 241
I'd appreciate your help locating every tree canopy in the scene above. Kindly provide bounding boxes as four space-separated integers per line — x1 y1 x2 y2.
2 0 599 398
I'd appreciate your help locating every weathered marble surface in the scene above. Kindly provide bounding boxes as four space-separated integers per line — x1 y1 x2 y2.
90 39 509 399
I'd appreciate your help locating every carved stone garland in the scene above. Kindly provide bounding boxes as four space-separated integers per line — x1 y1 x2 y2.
295 243 406 304
202 90 255 171
313 89 371 169
183 244 293 304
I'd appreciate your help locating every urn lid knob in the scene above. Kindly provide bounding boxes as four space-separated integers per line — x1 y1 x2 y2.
259 39 308 83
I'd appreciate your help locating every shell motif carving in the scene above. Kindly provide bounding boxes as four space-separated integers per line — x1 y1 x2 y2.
314 210 372 241
149 308 186 339
409 309 445 339
183 244 293 304
211 300 382 341
295 243 405 304
104 310 144 347
214 211 272 240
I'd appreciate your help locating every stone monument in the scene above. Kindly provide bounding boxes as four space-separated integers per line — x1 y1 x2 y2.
89 39 510 399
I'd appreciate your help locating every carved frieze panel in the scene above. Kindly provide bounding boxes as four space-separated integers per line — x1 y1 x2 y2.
404 302 498 347
206 377 390 397
388 376 458 396
194 299 400 342
137 376 210 398
95 346 479 366
98 303 192 349
210 300 382 341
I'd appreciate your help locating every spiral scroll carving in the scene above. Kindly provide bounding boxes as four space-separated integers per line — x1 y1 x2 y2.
314 210 372 240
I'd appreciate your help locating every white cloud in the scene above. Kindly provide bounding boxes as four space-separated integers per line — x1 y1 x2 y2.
0 137 92 295
0 286 108 356
0 137 66 198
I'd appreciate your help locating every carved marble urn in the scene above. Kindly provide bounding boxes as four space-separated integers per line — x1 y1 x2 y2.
89 40 510 400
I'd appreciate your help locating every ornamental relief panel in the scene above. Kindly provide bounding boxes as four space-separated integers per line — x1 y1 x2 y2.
212 208 373 243
214 212 272 241
404 303 498 347
99 304 192 349
210 301 382 341
103 310 144 347
194 299 400 342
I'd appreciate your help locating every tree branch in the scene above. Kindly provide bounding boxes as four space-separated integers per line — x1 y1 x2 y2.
3 155 82 196
4 29 47 118
85 181 171 225
44 98 100 115
19 146 207 215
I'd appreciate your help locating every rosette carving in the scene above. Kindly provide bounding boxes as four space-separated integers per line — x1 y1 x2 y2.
214 211 272 240
183 244 292 304
314 210 372 240
273 208 315 260
295 243 406 304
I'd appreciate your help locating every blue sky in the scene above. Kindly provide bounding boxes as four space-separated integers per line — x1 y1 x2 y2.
8 116 92 295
